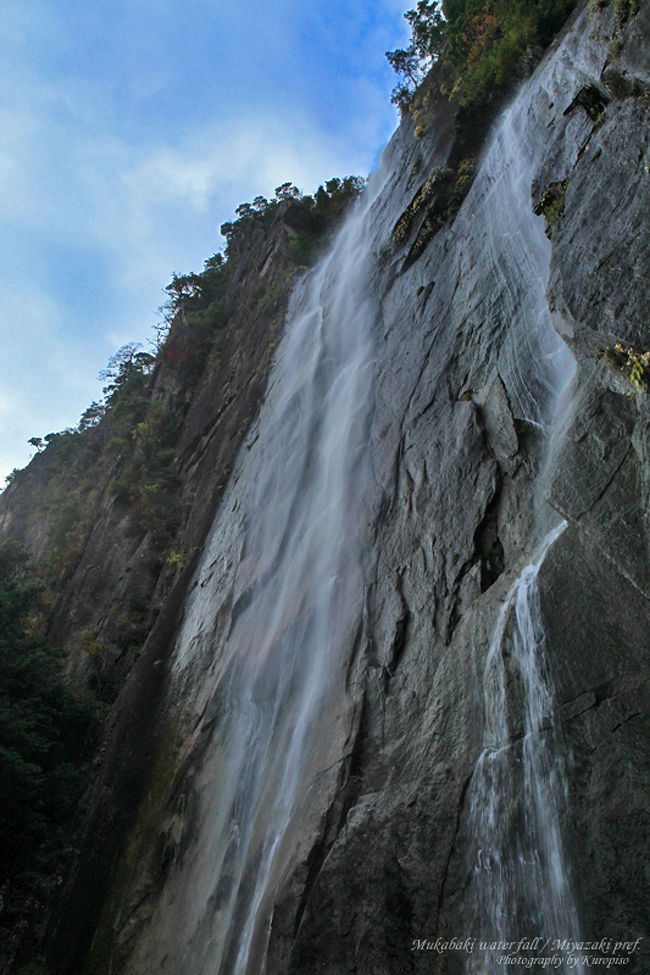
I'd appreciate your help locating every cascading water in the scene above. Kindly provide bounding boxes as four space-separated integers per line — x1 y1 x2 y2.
472 86 575 431
459 69 583 974
127 28 602 973
155 164 395 974
466 523 585 973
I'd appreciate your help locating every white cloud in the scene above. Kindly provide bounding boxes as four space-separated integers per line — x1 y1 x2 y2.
0 0 408 485
0 96 384 482
0 286 101 482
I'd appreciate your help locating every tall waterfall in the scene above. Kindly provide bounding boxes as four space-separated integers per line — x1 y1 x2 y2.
139 37 594 974
159 164 393 974
459 70 582 974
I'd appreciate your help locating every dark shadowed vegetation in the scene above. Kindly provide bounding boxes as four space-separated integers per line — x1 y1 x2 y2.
0 540 99 973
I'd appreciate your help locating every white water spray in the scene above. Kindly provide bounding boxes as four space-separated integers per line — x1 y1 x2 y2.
156 165 395 975
467 523 585 973
459 67 584 973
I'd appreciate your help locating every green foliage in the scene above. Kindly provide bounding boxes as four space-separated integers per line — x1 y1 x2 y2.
600 344 650 393
612 0 639 31
219 176 364 267
78 401 106 431
163 548 188 570
392 158 476 257
0 542 99 969
220 193 282 260
533 177 569 228
38 430 84 466
305 176 365 230
79 627 109 658
44 495 86 585
287 176 365 266
453 157 476 191
112 406 181 547
393 167 454 242
387 0 446 102
99 343 154 406
288 232 320 266
388 0 578 109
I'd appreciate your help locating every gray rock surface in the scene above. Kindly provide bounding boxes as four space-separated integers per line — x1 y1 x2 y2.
271 6 649 974
2 4 647 973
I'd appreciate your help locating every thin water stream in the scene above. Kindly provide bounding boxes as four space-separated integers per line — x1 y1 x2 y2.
459 68 583 974
466 523 585 974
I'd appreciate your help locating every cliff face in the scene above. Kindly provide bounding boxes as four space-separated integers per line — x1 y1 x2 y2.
276 7 649 972
2 3 648 973
0 197 328 970
0 203 307 694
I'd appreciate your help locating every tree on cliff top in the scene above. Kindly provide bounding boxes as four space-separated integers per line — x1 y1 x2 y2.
388 0 577 108
387 0 446 107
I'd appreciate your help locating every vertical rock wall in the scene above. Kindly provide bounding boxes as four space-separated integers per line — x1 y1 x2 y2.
13 2 647 972
272 5 649 973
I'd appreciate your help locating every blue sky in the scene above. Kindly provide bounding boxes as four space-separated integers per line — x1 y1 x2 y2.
0 0 409 482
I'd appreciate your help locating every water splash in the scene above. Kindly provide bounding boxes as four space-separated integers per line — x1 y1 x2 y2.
466 523 585 973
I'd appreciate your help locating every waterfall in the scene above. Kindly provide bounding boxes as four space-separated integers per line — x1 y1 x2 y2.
126 28 597 973
459 67 583 974
466 523 585 973
157 163 393 975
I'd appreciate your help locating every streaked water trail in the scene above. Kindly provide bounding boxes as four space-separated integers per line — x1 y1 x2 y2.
162 161 395 975
460 67 582 974
466 523 585 974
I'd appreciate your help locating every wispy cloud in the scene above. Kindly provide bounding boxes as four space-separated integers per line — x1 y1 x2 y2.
0 0 407 482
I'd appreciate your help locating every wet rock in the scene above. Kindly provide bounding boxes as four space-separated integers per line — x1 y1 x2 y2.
8 5 648 973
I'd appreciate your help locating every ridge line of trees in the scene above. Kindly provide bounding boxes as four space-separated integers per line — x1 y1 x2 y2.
16 175 365 484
